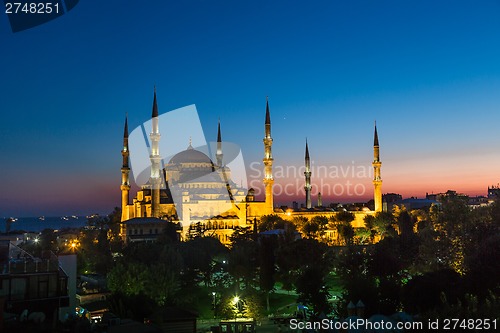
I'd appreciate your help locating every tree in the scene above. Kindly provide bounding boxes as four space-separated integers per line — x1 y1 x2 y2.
78 227 113 275
426 196 471 273
334 211 355 224
258 236 276 311
292 216 308 230
228 227 258 290
334 247 378 318
259 214 285 231
301 216 328 239
401 269 463 314
275 238 331 308
354 227 371 244
329 212 355 245
396 209 419 268
108 240 185 308
363 214 377 243
372 212 397 238
337 224 355 246
40 228 58 253
107 262 148 296
145 262 181 306
180 236 227 287
296 266 331 316
107 207 124 253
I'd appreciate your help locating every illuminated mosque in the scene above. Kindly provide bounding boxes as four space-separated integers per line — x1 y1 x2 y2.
120 89 383 244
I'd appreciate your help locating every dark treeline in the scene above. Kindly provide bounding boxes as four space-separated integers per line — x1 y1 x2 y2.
23 196 500 325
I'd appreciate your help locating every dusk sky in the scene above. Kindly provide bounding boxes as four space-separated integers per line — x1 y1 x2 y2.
1 0 500 217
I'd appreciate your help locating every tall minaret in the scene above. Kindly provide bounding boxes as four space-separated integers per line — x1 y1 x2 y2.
150 87 162 218
263 97 274 214
318 192 322 207
121 115 130 222
304 139 312 209
372 122 383 212
216 119 223 168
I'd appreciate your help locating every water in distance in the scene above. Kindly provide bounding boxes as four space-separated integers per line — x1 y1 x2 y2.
1 216 87 233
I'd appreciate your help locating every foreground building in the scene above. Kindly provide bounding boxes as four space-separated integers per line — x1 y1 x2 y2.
0 241 72 328
120 90 383 244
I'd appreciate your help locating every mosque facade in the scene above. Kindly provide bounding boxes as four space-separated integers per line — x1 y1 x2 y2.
120 89 382 244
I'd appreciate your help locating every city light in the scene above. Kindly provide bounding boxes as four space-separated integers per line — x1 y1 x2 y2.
212 292 217 318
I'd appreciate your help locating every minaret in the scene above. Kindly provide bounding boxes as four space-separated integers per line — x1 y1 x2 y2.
372 122 383 212
150 87 162 218
263 97 274 214
216 119 223 167
304 139 312 209
318 192 322 207
121 115 130 222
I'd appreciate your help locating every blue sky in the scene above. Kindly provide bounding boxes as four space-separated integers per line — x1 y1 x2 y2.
1 0 500 216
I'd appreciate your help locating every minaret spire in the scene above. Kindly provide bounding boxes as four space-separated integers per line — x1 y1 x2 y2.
372 121 382 212
216 118 223 167
152 86 158 118
265 96 271 126
304 139 312 209
263 96 274 214
120 115 131 222
150 87 162 218
123 115 129 140
305 138 310 160
217 118 222 142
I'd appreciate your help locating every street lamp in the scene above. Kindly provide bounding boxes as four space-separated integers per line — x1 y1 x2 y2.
212 292 216 318
232 296 241 320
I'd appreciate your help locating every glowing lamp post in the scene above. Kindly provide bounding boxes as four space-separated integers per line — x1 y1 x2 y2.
212 292 216 318
232 296 241 321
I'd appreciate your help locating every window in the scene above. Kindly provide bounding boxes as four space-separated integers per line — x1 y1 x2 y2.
11 278 27 300
38 278 48 299
59 277 68 296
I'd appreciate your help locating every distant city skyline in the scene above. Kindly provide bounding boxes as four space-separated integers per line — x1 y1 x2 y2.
1 0 500 216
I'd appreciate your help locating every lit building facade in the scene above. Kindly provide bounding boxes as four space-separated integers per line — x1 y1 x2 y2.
120 89 383 244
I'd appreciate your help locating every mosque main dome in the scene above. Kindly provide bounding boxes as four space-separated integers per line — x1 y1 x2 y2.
165 145 220 184
168 145 214 166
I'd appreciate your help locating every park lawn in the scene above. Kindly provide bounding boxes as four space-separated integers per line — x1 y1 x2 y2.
325 272 344 297
193 286 299 318
268 292 298 315
189 286 215 319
